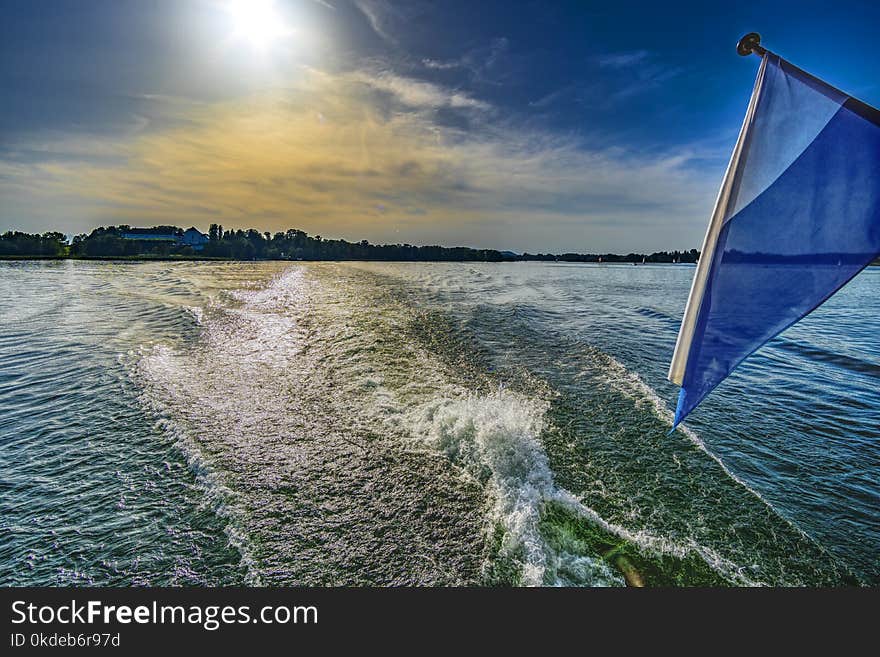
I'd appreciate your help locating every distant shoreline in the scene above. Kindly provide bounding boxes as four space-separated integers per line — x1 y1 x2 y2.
1 255 879 265
1 225 702 264
3 225 879 265
0 255 230 262
0 254 695 264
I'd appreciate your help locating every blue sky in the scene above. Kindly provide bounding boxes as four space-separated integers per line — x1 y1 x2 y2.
1 0 878 252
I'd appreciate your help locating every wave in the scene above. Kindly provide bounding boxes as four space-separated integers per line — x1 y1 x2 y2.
595 353 830 554
772 337 880 376
394 381 776 586
599 353 773 504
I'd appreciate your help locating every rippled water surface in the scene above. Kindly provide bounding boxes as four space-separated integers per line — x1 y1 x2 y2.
1 260 877 585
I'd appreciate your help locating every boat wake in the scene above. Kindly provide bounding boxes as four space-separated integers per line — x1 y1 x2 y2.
125 263 861 586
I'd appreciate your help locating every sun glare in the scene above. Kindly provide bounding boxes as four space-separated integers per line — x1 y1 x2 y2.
226 0 290 49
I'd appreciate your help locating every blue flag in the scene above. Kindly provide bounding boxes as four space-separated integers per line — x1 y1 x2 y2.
669 52 880 429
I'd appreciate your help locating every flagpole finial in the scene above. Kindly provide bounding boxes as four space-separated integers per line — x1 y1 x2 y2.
737 32 767 57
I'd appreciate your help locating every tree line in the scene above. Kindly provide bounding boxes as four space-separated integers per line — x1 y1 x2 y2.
518 249 700 264
0 231 68 257
200 225 508 261
0 224 706 263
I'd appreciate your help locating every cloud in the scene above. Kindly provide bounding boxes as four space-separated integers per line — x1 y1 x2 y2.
352 0 393 43
0 66 717 252
351 69 491 111
594 50 651 69
582 50 685 109
422 58 461 71
423 37 514 87
529 83 578 109
352 0 429 46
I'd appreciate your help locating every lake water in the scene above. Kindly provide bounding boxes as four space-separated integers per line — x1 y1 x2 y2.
1 260 877 585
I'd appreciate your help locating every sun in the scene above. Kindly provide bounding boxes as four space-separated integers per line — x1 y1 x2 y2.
226 0 290 49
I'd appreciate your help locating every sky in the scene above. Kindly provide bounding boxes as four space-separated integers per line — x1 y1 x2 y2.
1 0 879 253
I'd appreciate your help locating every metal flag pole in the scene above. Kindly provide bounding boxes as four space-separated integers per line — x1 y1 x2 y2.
667 41 770 388
736 32 768 58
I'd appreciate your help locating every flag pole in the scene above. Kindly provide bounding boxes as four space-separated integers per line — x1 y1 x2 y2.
667 38 770 390
736 32 767 57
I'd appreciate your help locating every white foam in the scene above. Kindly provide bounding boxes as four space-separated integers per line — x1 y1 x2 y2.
552 489 763 586
131 344 263 585
397 387 623 586
127 267 314 585
376 349 783 586
184 305 204 325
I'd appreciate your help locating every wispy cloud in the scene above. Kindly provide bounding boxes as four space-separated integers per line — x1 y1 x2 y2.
422 58 461 71
607 65 683 102
422 38 514 87
594 50 651 69
352 0 392 43
580 50 685 109
352 0 428 46
352 69 491 111
529 83 578 109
